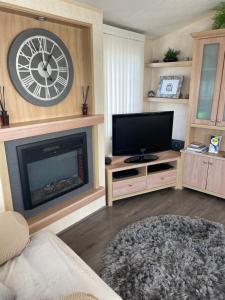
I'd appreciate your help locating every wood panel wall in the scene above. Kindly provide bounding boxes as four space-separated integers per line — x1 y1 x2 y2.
0 9 93 123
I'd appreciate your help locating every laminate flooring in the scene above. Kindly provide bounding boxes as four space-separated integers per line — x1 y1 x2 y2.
59 188 225 273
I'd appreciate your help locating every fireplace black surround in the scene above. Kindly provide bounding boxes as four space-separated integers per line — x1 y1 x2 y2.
5 127 93 218
17 133 88 210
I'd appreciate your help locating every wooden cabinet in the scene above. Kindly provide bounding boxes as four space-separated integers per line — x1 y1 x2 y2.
113 176 146 198
146 170 177 189
106 151 181 206
182 151 225 198
191 37 225 126
182 152 209 189
207 158 225 195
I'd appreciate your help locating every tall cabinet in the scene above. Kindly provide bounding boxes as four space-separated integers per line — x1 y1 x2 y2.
183 29 225 199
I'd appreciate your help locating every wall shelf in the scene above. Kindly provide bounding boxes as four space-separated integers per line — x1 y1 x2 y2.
145 61 192 68
0 114 104 142
144 97 189 104
190 123 225 131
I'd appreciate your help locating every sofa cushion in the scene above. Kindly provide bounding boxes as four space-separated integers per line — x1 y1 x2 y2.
0 231 121 300
62 293 98 300
0 211 29 265
0 281 15 300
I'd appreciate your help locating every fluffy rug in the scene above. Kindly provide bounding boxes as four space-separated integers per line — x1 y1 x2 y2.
100 215 225 300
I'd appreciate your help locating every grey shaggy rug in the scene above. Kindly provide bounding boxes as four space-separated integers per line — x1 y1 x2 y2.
100 215 225 300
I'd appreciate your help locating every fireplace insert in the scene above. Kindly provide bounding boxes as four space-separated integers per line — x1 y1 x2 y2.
17 133 88 210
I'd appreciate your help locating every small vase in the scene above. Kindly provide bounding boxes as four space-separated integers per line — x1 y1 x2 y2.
2 111 9 126
82 103 88 116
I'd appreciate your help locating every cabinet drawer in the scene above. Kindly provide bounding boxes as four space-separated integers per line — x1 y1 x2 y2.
113 176 146 197
147 170 177 189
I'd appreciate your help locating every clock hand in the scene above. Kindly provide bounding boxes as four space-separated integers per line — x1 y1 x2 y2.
45 69 53 81
43 53 53 71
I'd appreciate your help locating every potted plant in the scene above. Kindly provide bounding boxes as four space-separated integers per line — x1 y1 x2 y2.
163 48 180 62
212 2 225 29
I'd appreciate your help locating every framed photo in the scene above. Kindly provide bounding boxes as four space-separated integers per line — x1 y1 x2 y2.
156 75 183 99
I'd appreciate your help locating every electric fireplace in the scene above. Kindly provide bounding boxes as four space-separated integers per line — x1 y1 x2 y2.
16 133 88 210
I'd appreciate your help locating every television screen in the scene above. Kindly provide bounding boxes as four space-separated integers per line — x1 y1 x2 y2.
112 112 174 156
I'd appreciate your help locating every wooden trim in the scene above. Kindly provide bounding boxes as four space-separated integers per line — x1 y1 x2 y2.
105 151 181 172
183 184 225 200
192 29 225 39
144 97 189 104
216 52 225 126
181 149 225 162
145 61 192 68
0 114 104 141
0 143 13 210
190 123 225 131
28 187 105 234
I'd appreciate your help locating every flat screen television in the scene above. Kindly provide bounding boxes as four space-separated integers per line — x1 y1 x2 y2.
112 112 174 159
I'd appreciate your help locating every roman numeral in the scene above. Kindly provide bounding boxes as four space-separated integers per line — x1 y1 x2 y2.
58 67 68 72
45 86 50 99
55 54 64 63
38 37 47 52
18 63 30 71
26 40 38 55
22 74 34 88
57 76 67 87
53 85 60 95
33 84 41 97
19 50 31 62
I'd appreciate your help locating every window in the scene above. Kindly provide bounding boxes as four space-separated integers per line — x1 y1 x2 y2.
103 25 145 154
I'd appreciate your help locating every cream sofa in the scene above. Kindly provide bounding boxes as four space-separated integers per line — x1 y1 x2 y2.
0 212 121 300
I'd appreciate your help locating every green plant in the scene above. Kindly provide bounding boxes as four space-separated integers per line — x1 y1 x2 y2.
164 48 180 60
212 2 225 30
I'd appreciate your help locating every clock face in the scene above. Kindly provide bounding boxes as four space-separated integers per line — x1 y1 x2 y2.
8 29 74 106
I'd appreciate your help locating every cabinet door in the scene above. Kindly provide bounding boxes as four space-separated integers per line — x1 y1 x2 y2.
191 38 225 125
206 158 225 195
182 153 208 189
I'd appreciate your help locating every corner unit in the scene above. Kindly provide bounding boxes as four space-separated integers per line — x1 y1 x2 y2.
182 28 225 200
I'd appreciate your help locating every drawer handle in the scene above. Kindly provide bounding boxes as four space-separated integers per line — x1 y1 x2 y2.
202 161 208 164
161 177 165 180
129 184 133 187
209 162 213 166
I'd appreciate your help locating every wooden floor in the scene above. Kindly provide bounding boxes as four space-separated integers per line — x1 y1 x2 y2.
59 188 225 274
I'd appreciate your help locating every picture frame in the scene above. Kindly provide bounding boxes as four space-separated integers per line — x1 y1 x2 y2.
156 75 183 99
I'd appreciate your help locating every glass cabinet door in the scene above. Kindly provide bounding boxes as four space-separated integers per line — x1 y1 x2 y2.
192 38 225 125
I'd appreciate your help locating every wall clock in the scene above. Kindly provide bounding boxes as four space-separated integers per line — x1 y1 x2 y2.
8 28 74 106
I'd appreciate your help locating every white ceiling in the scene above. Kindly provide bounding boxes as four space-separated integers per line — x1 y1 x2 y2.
76 0 220 37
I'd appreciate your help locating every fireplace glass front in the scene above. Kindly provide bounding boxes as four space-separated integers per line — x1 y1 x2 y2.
16 133 88 210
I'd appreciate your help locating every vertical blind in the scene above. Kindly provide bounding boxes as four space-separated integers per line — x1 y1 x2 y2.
103 25 145 154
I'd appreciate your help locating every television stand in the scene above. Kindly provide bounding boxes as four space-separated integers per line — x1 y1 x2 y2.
105 150 182 206
124 154 158 164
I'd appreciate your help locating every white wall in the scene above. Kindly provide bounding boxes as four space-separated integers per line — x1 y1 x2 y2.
144 14 213 141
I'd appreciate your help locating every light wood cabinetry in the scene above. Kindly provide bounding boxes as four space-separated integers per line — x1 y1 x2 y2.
182 153 208 189
113 176 147 198
183 29 225 199
182 151 225 199
190 30 225 128
146 169 177 189
206 158 225 195
106 151 181 206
